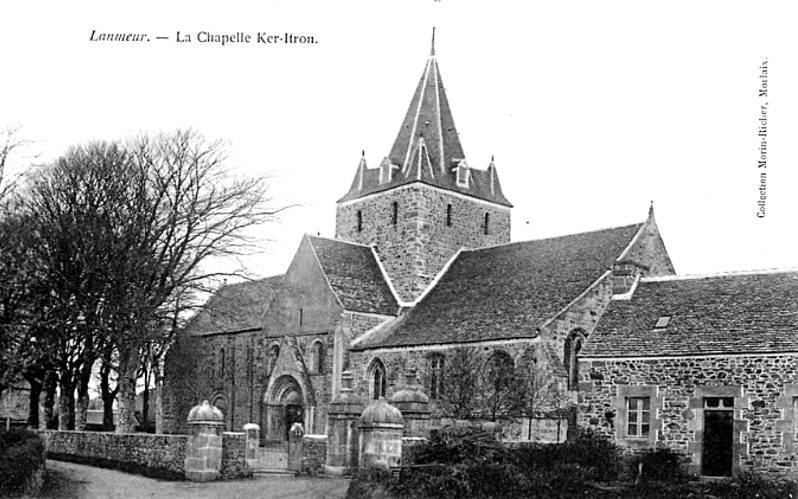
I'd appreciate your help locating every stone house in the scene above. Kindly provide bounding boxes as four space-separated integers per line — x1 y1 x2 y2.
579 270 798 477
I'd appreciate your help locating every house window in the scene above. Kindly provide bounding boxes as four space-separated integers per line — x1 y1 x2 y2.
212 394 227 415
268 344 280 374
794 397 798 439
299 308 304 326
357 210 363 232
485 351 515 391
626 397 651 437
483 213 490 235
564 331 585 390
456 163 469 187
446 204 452 227
392 202 398 226
371 359 387 399
312 341 325 375
704 397 734 409
428 354 445 399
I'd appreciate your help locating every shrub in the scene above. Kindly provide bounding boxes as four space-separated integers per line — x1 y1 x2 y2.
414 426 507 466
346 467 397 499
703 472 798 499
631 448 687 484
559 428 621 482
0 428 46 493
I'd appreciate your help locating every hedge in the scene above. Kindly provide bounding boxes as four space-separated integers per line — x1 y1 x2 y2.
0 428 46 493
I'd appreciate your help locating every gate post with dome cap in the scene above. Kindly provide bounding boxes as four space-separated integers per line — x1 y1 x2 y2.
389 369 431 438
358 398 404 470
184 400 225 481
324 371 364 475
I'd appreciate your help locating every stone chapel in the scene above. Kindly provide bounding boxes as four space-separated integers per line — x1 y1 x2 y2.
162 36 798 478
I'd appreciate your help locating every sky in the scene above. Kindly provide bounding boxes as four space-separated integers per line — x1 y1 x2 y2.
1 1 796 280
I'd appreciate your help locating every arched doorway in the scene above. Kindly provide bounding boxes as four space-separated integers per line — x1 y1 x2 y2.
264 375 306 441
282 388 304 440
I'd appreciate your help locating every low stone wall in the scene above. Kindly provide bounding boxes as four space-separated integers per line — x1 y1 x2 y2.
40 430 251 481
41 430 188 480
221 432 250 479
302 434 327 475
401 437 427 467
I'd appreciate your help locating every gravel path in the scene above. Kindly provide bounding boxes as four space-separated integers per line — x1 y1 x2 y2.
39 460 350 499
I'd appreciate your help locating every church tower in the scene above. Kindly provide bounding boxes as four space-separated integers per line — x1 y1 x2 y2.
335 33 512 303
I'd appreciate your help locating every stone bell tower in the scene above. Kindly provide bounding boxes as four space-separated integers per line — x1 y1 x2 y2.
335 31 513 302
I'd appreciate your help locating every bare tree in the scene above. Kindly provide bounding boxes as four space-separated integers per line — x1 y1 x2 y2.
515 345 569 439
25 141 135 429
481 350 521 422
437 348 484 420
107 129 284 433
20 129 283 434
0 125 39 404
0 125 32 200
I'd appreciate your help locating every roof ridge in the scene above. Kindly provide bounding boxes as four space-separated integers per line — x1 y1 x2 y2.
643 267 798 282
218 274 284 288
467 222 644 253
307 233 372 249
304 234 346 310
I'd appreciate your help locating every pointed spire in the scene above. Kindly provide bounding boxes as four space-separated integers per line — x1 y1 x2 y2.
336 34 512 208
389 34 465 176
488 155 496 195
350 152 367 191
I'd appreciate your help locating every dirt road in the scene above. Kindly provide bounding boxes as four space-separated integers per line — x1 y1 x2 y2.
37 460 349 499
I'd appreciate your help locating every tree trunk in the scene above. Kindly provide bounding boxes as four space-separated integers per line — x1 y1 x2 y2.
43 371 57 429
115 348 138 434
100 360 118 432
75 357 94 431
152 361 164 434
67 390 76 429
141 362 150 430
58 379 75 430
25 374 42 429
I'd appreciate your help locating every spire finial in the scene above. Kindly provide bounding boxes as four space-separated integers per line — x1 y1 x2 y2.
430 27 436 56
362 150 365 157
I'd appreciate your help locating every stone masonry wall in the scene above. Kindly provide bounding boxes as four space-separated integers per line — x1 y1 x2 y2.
544 274 613 357
221 432 250 479
579 354 798 477
301 434 328 475
349 340 542 410
41 430 188 479
336 185 511 302
622 218 675 277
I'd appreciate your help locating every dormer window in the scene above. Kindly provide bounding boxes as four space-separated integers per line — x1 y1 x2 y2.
654 316 671 329
454 160 470 188
379 158 398 184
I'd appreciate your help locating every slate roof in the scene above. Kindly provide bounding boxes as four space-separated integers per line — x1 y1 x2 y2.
308 235 400 316
186 276 283 335
338 50 511 207
581 270 798 358
354 223 643 349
